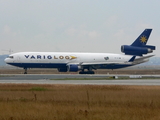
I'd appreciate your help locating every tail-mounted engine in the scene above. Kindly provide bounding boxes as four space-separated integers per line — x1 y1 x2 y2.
121 45 155 56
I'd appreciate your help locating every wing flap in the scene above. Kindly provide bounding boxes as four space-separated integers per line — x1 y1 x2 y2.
67 55 154 66
81 61 130 66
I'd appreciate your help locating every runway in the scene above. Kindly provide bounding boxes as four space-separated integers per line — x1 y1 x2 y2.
0 74 160 85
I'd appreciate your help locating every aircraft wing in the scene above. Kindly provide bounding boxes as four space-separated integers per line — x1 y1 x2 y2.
81 62 130 65
67 55 154 66
67 61 132 66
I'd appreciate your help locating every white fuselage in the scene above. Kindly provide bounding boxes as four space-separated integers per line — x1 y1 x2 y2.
5 52 132 63
4 52 148 70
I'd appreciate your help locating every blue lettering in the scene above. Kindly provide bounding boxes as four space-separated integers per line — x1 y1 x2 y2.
24 55 29 59
47 55 52 59
37 55 41 59
24 55 71 59
31 55 35 59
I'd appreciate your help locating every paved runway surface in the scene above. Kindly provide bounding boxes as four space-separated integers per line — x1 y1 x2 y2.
0 74 160 85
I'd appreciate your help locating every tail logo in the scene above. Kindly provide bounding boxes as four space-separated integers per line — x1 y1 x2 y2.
140 36 147 43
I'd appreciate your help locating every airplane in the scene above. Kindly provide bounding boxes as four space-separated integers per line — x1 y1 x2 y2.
5 29 155 74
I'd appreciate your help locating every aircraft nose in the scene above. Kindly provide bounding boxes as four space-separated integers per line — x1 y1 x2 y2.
4 58 9 63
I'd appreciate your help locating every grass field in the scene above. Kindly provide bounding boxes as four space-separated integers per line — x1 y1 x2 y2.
0 84 160 120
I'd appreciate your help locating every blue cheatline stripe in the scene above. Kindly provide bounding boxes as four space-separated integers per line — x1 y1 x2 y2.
7 62 133 69
7 63 67 68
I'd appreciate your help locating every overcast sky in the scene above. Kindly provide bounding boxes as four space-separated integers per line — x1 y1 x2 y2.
0 0 160 56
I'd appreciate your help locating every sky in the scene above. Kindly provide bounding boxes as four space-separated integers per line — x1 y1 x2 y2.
0 0 160 56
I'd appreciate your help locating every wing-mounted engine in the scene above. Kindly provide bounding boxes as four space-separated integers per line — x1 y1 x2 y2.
68 64 82 72
121 45 155 56
58 64 82 72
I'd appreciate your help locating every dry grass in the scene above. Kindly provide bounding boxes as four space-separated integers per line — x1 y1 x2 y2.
0 84 160 120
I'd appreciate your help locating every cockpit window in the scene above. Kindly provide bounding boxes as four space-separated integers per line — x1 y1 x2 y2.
9 56 14 59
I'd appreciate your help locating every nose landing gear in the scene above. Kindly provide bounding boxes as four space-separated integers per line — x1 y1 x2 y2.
24 68 27 74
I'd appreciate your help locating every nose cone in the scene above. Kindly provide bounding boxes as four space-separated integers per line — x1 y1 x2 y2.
4 58 8 63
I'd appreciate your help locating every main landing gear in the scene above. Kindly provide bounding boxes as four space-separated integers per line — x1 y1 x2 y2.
79 67 95 74
79 71 95 74
24 68 27 74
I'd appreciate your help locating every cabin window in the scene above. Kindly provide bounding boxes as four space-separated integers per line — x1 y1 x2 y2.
115 57 121 59
104 57 109 60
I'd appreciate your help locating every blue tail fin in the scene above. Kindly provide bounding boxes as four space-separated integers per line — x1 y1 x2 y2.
131 29 152 47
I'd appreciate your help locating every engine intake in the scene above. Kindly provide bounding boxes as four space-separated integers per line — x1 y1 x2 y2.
68 64 82 72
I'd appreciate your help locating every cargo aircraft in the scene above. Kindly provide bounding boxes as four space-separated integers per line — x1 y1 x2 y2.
5 29 155 74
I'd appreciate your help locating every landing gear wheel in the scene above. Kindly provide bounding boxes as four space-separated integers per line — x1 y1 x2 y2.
79 71 95 74
88 71 95 74
79 71 84 74
24 68 27 74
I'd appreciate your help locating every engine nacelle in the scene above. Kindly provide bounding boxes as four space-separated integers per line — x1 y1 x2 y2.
68 64 82 72
121 45 153 56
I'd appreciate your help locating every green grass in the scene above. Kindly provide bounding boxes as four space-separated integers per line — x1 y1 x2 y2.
0 75 15 77
51 77 127 80
50 76 160 80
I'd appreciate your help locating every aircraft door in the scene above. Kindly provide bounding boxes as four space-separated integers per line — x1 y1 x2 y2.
17 56 21 63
